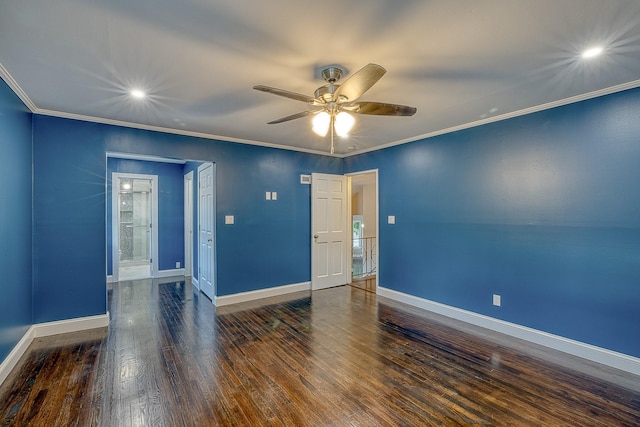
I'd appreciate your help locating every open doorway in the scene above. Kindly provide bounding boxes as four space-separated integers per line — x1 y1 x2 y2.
111 172 158 282
348 170 378 293
106 155 216 304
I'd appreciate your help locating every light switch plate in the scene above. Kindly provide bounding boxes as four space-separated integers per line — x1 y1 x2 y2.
388 215 396 224
225 215 234 225
265 192 271 200
271 192 277 200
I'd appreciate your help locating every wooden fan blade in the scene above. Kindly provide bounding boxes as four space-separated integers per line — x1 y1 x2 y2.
253 85 315 103
333 64 386 102
350 101 417 116
267 110 314 124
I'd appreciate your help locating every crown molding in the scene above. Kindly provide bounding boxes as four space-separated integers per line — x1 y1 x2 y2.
34 108 335 157
106 152 187 164
3 61 639 159
0 62 37 112
346 78 640 157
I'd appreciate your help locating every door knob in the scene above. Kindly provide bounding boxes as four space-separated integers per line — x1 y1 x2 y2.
313 234 319 239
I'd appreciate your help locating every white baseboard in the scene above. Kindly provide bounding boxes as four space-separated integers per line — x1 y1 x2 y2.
191 276 199 289
216 281 311 307
32 313 110 338
156 268 185 278
108 269 184 283
378 287 640 376
0 327 34 386
0 312 110 387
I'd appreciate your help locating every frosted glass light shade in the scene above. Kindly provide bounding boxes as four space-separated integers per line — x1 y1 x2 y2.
312 111 330 136
334 112 355 137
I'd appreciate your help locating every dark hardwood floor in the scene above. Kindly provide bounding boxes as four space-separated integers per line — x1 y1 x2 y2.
1 279 639 426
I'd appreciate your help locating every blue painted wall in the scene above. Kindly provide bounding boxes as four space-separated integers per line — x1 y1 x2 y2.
0 78 33 362
32 116 342 324
344 87 640 357
106 158 185 275
4 78 636 366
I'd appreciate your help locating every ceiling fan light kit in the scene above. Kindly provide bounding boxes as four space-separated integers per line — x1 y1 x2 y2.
334 111 355 137
254 63 417 154
312 111 331 137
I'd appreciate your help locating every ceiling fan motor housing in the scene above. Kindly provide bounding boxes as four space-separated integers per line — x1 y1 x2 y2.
314 84 340 102
320 66 343 83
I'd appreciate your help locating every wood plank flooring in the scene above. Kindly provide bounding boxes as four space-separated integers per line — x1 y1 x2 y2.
1 279 639 426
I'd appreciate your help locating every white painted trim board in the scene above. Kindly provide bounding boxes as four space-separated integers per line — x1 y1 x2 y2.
156 268 185 278
0 313 110 387
378 287 640 376
215 282 311 307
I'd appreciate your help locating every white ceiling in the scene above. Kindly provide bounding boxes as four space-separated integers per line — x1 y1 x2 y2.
2 1 640 156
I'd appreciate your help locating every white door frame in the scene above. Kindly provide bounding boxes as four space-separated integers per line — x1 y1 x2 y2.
197 162 216 302
184 171 194 281
111 172 159 282
346 169 379 293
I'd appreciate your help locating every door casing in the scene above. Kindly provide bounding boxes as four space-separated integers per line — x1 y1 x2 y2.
346 169 379 293
111 172 158 282
184 171 194 281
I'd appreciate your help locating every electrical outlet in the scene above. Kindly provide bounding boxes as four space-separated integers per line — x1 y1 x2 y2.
388 215 396 224
493 294 501 307
225 215 234 225
176 262 180 268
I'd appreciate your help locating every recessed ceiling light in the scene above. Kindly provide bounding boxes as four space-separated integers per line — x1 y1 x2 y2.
582 46 603 59
130 89 146 99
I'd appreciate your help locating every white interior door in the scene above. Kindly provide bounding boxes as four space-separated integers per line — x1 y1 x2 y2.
311 173 349 290
198 163 215 300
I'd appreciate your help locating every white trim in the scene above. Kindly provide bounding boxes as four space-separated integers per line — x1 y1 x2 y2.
32 313 110 338
107 275 115 284
35 109 332 157
107 152 186 164
342 78 640 158
0 62 37 111
0 313 109 387
346 175 352 286
215 282 311 307
156 268 185 278
191 276 199 289
346 169 379 293
184 171 194 279
378 287 640 376
111 172 159 281
0 327 34 386
3 60 639 158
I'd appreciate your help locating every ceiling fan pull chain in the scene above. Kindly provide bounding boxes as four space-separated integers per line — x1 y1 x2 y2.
330 114 335 155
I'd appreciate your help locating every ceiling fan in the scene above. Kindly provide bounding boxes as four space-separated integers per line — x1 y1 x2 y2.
253 63 417 154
